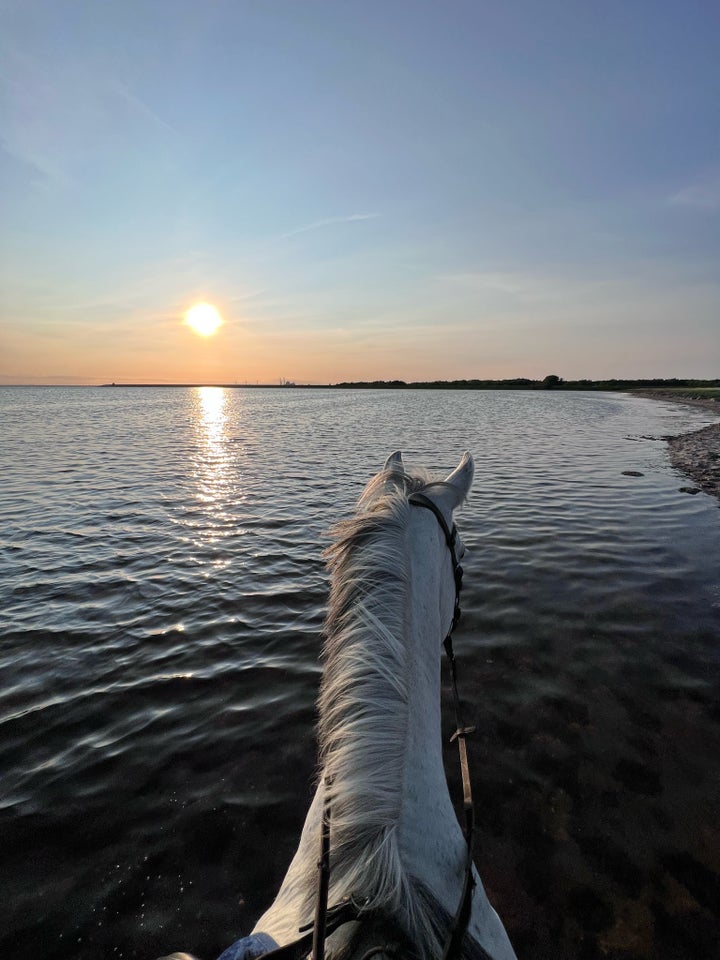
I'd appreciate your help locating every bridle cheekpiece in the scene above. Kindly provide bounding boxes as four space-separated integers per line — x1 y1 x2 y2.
407 491 464 637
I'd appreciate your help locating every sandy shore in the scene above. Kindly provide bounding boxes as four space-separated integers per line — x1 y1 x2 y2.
632 391 720 500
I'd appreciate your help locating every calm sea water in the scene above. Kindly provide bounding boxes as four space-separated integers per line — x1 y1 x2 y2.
1 387 719 960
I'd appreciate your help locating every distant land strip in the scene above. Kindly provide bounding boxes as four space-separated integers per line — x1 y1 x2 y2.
98 377 720 395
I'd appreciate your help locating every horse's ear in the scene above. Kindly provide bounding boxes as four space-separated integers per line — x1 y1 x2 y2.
423 451 474 519
383 450 404 472
444 451 474 499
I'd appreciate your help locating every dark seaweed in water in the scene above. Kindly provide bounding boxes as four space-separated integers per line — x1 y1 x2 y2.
0 386 719 960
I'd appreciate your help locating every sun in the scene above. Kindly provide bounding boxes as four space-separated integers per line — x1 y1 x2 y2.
185 303 223 337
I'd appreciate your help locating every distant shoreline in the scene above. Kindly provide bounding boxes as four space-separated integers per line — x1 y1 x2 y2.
2 378 719 392
101 378 720 393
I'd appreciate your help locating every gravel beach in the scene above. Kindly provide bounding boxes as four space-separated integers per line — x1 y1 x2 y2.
633 392 720 500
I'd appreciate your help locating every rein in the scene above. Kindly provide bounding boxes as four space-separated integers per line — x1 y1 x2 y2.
287 491 478 960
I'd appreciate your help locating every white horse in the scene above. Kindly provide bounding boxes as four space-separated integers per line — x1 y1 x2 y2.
161 452 516 960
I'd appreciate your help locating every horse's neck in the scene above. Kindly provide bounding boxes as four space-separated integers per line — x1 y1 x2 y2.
395 514 468 882
400 519 518 960
253 505 517 960
403 516 447 772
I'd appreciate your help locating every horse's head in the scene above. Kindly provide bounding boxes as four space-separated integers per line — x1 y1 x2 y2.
381 449 474 642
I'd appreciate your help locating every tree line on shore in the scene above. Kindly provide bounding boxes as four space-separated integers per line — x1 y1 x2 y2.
333 376 720 391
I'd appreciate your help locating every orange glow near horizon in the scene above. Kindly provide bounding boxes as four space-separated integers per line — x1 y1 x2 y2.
185 303 223 337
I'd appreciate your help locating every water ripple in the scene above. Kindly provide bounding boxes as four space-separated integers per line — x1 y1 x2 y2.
0 386 719 959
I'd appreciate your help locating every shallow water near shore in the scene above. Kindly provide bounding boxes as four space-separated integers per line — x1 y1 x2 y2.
1 386 719 960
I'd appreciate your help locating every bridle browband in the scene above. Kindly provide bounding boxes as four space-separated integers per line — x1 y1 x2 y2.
268 490 479 960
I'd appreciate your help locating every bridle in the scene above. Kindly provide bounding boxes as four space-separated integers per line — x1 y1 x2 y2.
265 491 479 960
407 492 476 960
407 492 464 636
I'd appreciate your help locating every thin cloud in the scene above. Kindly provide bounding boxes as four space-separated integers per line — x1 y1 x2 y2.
280 213 380 240
0 45 178 191
0 47 72 186
667 174 720 211
111 80 180 140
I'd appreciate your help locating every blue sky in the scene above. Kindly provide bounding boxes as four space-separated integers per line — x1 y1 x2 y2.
1 0 718 383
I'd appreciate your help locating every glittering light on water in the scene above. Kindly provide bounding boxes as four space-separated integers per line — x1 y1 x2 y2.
199 385 226 434
195 386 230 506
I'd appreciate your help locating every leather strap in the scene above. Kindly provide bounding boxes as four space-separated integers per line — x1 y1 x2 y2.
407 492 464 632
441 635 477 960
311 777 333 960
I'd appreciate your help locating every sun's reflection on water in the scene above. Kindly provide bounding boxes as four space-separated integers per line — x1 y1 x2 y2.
184 387 253 555
198 387 227 454
192 387 232 538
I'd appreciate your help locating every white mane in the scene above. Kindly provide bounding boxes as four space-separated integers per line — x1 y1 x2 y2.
314 464 447 955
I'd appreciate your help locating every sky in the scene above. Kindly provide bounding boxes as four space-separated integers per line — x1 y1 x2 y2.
1 0 718 384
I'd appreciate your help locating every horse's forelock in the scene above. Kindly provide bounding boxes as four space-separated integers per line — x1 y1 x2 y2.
357 465 431 510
